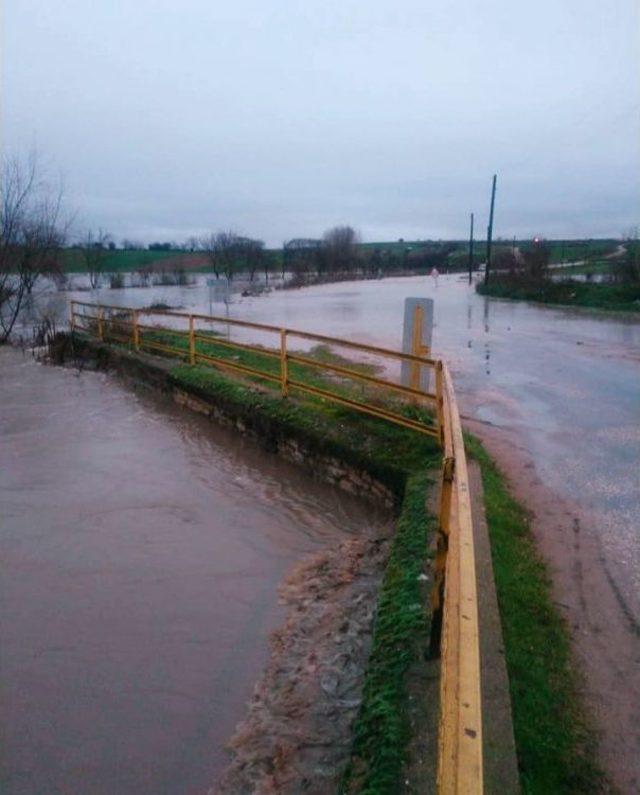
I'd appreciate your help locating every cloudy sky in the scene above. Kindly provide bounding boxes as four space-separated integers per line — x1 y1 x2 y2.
3 0 639 246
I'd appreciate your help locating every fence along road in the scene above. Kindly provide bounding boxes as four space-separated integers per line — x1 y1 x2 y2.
70 300 484 793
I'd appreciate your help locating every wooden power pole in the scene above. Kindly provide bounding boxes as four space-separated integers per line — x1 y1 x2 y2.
468 212 474 284
485 174 497 285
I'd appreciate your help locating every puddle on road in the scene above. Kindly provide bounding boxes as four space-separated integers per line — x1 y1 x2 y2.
0 348 389 795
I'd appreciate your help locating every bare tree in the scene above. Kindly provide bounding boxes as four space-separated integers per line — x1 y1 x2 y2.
200 231 244 282
283 239 323 280
0 153 67 344
240 237 265 281
80 228 111 288
185 235 200 253
322 225 360 274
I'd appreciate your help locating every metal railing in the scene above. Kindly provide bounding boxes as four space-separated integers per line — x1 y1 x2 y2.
69 299 483 793
433 362 483 792
70 300 442 438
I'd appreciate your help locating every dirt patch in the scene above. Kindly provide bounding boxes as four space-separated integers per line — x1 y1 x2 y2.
464 414 640 794
214 534 391 795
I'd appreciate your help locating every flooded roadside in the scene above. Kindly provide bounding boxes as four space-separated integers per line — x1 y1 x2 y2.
87 271 637 792
234 274 639 792
231 274 640 792
18 271 640 789
0 347 388 794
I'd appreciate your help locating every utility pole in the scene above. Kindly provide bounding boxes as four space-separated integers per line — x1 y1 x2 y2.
468 212 474 284
485 174 497 285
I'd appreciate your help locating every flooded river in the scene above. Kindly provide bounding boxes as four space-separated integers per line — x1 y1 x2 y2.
44 271 640 789
0 347 385 794
56 274 639 625
14 273 640 790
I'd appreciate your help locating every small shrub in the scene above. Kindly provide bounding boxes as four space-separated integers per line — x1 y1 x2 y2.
109 272 125 289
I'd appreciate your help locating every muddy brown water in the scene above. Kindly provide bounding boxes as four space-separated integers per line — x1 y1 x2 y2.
55 275 639 626
0 347 388 794
25 273 640 789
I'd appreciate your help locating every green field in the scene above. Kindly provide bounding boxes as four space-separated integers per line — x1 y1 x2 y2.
60 248 191 273
56 239 623 275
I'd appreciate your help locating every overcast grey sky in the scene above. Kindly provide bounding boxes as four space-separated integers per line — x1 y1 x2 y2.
3 0 639 245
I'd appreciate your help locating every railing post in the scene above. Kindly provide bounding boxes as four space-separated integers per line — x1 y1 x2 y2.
410 303 424 398
280 328 288 397
429 454 455 657
98 307 104 341
435 360 445 448
132 309 140 350
69 301 75 333
189 314 195 365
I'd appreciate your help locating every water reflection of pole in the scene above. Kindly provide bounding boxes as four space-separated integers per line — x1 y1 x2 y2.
468 212 474 285
483 298 491 374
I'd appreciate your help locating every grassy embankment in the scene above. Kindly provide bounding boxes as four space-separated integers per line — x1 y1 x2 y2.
75 326 606 793
477 279 640 312
466 436 606 794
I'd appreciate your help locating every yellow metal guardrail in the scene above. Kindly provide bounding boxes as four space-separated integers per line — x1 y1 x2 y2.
434 362 483 792
70 300 442 438
69 299 483 793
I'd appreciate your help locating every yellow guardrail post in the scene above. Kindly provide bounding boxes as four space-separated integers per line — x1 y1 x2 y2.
132 310 140 350
410 303 424 397
437 363 483 794
98 307 104 341
280 328 288 397
189 314 195 365
69 300 75 333
435 359 445 448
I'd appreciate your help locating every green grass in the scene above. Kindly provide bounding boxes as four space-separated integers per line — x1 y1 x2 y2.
341 472 434 794
133 328 437 433
169 359 440 478
519 240 618 264
552 261 616 276
466 436 607 794
477 278 640 311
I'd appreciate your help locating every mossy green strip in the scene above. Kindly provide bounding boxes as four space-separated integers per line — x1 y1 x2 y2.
465 435 607 794
341 472 435 794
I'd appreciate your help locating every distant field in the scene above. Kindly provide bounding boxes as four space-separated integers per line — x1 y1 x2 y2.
553 260 616 276
518 239 618 263
61 249 196 273
359 239 620 265
58 239 623 274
